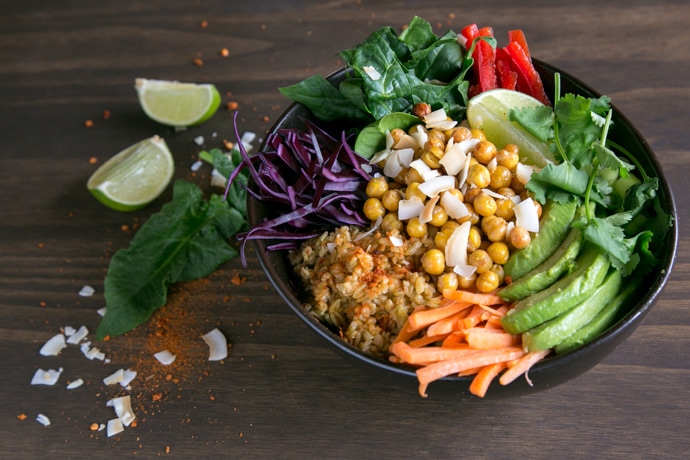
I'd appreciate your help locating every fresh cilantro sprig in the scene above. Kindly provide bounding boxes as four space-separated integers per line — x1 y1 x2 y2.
511 73 668 276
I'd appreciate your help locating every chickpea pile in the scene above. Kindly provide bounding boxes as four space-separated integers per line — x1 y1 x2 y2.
363 121 541 294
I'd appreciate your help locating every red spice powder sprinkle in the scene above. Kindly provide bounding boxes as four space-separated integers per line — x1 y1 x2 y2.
84 120 94 128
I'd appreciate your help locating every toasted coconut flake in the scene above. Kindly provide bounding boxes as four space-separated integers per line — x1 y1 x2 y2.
445 221 472 267
516 162 537 184
410 124 428 149
36 414 51 426
419 195 440 224
393 134 418 150
397 196 425 221
453 264 477 278
396 148 415 168
66 325 89 345
154 350 176 365
66 378 84 390
190 159 203 171
418 175 455 198
514 197 540 233
362 65 382 81
202 328 228 361
482 188 509 200
423 108 450 126
487 157 498 173
79 285 95 297
383 151 403 178
410 159 432 176
457 152 472 188
103 369 124 386
389 235 403 247
39 333 66 356
63 326 76 336
107 395 136 426
369 147 391 165
31 368 63 386
210 169 227 188
440 191 470 219
439 141 469 176
353 215 382 242
421 169 441 181
107 418 124 437
96 307 107 317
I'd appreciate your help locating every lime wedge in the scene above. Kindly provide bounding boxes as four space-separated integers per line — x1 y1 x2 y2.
466 88 555 168
135 78 221 128
87 136 174 211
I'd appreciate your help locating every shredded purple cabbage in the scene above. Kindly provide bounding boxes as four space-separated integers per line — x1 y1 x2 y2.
225 112 377 265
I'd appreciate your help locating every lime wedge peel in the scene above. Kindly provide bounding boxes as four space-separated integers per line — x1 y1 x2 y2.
466 88 555 168
87 135 175 212
135 78 221 128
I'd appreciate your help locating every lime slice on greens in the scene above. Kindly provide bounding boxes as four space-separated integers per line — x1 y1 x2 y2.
466 88 555 168
135 78 221 128
87 135 175 212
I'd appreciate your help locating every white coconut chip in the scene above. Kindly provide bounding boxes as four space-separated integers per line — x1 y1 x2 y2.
36 414 51 426
39 333 66 356
78 285 95 297
193 135 204 146
516 162 537 184
106 418 124 437
482 188 509 201
66 325 89 345
31 368 63 386
103 369 124 386
453 264 477 278
241 131 257 146
353 215 382 242
66 378 84 390
369 147 392 165
445 221 472 267
396 148 415 168
96 307 107 317
383 151 403 178
457 152 472 189
362 65 382 81
440 191 470 219
438 142 468 176
202 328 228 361
397 196 425 221
63 325 76 336
419 195 440 225
514 197 541 233
389 235 403 247
154 350 176 365
418 175 455 198
190 159 203 171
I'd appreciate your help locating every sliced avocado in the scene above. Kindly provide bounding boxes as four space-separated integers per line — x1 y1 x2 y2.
499 225 583 302
522 269 623 352
554 282 635 354
504 199 578 281
501 245 610 335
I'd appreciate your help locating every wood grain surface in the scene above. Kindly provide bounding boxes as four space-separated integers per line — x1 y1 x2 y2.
1 0 688 458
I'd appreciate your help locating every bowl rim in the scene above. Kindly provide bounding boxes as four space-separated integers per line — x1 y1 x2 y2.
248 59 678 395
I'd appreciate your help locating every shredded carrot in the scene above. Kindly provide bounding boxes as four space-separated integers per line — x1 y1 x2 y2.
469 362 507 398
499 349 551 386
460 304 486 329
441 331 465 347
464 327 521 349
408 333 448 348
443 288 506 305
407 300 472 331
426 309 469 337
416 347 525 397
390 341 479 365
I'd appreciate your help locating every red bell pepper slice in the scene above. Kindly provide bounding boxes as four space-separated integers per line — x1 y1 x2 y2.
463 25 498 97
460 23 479 50
508 29 531 60
504 41 550 105
495 48 517 90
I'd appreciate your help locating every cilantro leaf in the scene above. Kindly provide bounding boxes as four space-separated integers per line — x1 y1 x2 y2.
96 180 246 339
509 105 554 143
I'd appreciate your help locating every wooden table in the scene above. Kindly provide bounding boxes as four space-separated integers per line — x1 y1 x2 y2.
2 1 688 457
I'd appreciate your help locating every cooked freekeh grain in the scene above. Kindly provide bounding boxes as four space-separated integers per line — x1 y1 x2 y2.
290 226 442 357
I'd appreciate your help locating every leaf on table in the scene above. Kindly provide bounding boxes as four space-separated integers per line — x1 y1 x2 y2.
95 180 245 339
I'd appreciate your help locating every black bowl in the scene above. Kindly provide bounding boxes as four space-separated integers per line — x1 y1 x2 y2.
248 61 677 398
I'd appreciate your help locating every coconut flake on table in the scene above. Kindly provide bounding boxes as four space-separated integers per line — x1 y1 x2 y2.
78 285 95 297
241 131 257 151
514 197 541 233
103 369 124 386
107 395 136 427
193 135 204 146
154 350 176 365
66 378 84 390
36 414 51 426
445 221 472 267
190 159 203 171
39 333 66 356
63 325 76 336
96 307 107 317
202 328 228 361
362 65 382 81
31 367 63 386
80 342 106 361
106 418 124 437
66 325 88 345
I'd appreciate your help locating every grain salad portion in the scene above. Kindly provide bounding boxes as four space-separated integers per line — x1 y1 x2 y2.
290 226 441 357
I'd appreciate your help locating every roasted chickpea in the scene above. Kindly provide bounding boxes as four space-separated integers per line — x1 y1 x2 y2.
476 270 500 293
405 182 426 201
363 197 385 221
467 225 482 252
509 225 532 249
428 128 446 143
450 126 472 143
467 163 491 189
404 167 424 185
503 143 519 156
421 150 441 169
430 205 449 227
470 128 486 141
446 188 464 203
389 128 406 146
381 213 403 233
481 215 508 242
366 176 389 198
421 248 445 276
406 217 428 238
474 192 497 217
458 202 480 225
393 167 409 185
434 228 454 250
412 102 431 119
495 198 515 221
487 241 510 265
496 148 520 170
534 200 543 219
463 187 481 204
381 189 402 211
497 187 516 198
510 174 526 194
490 263 506 286
441 220 460 233
490 165 513 189
474 140 497 165
458 272 477 289
468 249 493 274
437 272 459 292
